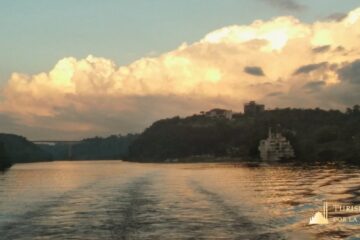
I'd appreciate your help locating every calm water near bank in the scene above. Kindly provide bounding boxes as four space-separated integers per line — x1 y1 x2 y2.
0 161 360 239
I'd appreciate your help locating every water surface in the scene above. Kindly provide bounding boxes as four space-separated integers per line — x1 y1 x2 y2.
0 161 360 239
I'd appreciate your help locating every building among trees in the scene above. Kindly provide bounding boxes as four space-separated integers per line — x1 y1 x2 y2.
244 101 265 115
259 128 295 161
204 109 233 120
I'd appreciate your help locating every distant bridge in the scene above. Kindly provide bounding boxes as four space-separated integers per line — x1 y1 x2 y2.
31 140 82 159
31 140 81 144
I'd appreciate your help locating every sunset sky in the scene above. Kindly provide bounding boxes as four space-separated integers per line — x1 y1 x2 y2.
1 0 360 139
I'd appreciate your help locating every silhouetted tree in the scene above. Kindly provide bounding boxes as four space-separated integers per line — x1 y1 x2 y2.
0 142 11 170
0 134 51 163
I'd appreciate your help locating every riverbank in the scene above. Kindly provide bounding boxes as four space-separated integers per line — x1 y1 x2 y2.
124 156 360 168
0 163 12 171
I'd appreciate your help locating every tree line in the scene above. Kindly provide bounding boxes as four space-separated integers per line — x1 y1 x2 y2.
0 142 12 170
127 106 360 163
39 134 138 160
1 105 359 166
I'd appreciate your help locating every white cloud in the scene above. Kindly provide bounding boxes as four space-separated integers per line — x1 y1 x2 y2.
1 7 360 138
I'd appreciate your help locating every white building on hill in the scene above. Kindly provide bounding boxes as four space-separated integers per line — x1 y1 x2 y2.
259 128 295 161
204 109 233 120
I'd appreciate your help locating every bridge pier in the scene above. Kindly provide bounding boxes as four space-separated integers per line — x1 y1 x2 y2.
68 144 72 160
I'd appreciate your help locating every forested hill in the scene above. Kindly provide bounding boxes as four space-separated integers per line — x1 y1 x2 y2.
0 134 52 164
128 106 360 163
41 134 138 160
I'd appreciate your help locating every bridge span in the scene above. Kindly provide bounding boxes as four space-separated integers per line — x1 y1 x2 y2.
31 140 81 144
31 140 82 159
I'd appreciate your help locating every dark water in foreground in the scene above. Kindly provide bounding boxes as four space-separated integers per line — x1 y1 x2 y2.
0 161 360 240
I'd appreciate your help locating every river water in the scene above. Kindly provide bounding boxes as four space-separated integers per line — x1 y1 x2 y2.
0 161 360 240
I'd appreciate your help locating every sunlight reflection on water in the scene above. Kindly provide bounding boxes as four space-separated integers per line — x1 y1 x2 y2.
0 161 359 239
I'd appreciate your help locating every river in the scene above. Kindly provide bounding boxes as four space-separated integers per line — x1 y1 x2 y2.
0 161 359 239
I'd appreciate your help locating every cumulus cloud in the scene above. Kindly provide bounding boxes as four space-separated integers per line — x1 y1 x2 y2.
1 7 360 138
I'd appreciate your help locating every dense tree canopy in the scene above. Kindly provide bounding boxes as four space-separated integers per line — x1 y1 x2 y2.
0 142 12 170
0 134 51 163
128 106 360 163
41 134 138 160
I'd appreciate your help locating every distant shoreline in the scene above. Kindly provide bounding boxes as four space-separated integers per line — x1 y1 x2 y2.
3 159 360 170
123 157 360 168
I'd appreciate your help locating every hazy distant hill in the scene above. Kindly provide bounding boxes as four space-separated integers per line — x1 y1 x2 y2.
41 134 138 160
0 133 52 163
128 106 360 163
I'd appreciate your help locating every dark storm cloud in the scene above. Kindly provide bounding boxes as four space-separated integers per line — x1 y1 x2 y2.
338 59 360 84
244 66 265 76
303 81 325 92
312 45 331 54
293 62 328 75
322 81 360 107
325 12 348 22
259 0 306 12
